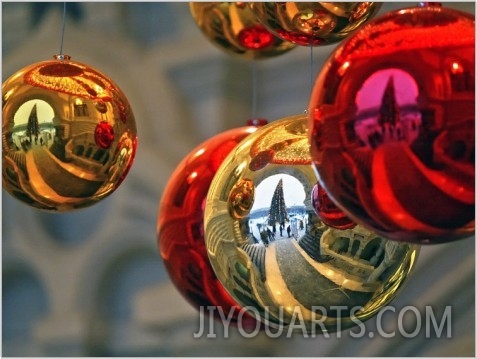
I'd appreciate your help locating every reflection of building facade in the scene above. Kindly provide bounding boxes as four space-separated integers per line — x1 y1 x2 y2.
205 211 267 311
321 46 475 163
2 85 133 209
11 103 56 151
320 225 392 285
66 99 112 173
6 91 116 176
354 74 421 148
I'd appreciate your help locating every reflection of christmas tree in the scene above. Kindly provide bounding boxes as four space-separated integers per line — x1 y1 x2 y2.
268 178 288 226
378 76 401 127
26 103 40 140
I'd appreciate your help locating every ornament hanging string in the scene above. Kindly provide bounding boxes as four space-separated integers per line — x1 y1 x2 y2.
252 61 257 121
59 2 67 56
309 44 314 98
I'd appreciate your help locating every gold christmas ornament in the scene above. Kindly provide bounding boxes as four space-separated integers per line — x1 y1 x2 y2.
190 2 296 60
204 114 419 333
2 55 138 211
249 2 382 46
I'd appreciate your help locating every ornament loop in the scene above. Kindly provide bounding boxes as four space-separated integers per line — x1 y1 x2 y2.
53 54 71 61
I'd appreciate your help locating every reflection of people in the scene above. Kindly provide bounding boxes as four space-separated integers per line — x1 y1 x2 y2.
267 228 275 242
260 230 269 246
287 225 291 238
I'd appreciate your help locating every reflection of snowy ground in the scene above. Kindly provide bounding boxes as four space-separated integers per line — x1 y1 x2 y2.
248 215 308 245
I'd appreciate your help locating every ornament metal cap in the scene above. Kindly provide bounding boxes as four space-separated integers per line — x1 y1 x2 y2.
53 54 71 61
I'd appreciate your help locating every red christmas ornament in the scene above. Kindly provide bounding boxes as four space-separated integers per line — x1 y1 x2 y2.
238 25 275 50
308 6 475 244
94 121 114 149
311 182 356 230
157 124 265 328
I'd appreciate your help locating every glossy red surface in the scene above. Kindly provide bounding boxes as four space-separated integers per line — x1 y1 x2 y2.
238 25 275 49
94 121 114 149
311 182 356 230
157 126 261 327
308 6 475 243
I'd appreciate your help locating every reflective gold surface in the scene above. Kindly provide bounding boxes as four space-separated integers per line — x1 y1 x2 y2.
190 2 296 60
2 55 138 211
204 114 419 333
249 2 382 46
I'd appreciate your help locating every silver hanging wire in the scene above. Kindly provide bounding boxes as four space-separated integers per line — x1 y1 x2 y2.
309 43 314 96
59 2 67 57
252 61 257 120
305 43 315 114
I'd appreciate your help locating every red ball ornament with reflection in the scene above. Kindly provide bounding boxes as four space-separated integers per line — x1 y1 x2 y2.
308 6 475 244
95 121 115 149
157 123 266 328
311 182 356 230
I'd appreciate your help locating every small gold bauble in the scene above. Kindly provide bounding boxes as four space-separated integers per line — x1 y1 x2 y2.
2 55 138 211
190 2 296 60
249 2 382 46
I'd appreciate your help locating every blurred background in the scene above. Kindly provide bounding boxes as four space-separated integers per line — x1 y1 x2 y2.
2 2 475 357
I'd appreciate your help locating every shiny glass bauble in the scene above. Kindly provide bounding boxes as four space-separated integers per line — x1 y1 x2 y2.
2 55 138 211
312 182 356 230
158 125 262 328
249 2 382 47
190 2 296 60
204 114 419 333
308 6 475 244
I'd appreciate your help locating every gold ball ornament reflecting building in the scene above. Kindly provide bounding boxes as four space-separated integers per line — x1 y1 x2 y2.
204 114 419 333
2 55 138 211
248 2 382 46
190 2 296 60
